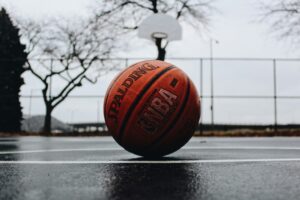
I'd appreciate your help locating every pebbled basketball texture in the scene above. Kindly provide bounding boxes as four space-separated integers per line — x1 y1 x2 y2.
104 60 200 157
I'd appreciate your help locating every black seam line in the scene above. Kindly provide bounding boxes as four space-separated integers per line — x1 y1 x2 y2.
118 66 176 142
144 77 191 152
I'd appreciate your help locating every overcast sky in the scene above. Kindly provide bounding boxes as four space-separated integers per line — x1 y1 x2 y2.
1 0 299 124
1 0 299 58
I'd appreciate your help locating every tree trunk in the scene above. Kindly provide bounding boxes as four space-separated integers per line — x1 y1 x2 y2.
155 38 166 61
43 105 53 134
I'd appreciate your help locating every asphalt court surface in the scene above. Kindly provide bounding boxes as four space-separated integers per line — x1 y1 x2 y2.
0 137 300 200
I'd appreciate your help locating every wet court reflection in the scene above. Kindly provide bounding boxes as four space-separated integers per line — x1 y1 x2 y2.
105 157 208 200
0 138 19 151
0 138 20 161
0 138 22 199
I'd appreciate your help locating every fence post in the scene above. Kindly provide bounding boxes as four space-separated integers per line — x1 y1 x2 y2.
125 58 129 68
49 58 53 101
273 59 278 132
97 100 100 123
199 58 203 135
210 57 214 128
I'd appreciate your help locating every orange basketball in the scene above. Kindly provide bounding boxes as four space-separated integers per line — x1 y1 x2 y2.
104 60 200 157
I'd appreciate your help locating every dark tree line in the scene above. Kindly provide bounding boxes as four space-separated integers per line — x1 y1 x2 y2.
0 8 27 132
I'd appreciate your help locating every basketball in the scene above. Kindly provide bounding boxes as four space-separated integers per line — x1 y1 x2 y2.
104 60 200 157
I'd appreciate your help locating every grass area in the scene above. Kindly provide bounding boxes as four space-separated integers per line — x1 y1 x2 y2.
194 129 300 137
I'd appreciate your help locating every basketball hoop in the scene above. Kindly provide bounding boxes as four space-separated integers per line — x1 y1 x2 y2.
138 14 182 42
151 32 168 39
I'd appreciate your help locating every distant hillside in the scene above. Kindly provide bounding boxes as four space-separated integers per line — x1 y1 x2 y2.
22 115 71 132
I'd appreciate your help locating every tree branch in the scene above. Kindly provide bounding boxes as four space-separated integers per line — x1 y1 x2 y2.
25 60 46 84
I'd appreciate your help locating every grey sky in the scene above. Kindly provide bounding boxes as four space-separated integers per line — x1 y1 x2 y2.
1 0 298 58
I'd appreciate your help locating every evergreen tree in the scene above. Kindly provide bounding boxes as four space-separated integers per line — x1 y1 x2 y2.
0 8 27 132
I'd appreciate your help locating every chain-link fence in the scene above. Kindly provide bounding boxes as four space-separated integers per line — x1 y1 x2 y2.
17 57 300 131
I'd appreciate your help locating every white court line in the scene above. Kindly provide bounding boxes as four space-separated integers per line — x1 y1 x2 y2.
0 147 122 154
0 158 300 164
0 139 115 144
185 146 300 150
1 146 300 155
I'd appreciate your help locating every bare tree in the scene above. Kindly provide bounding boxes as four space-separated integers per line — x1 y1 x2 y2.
95 0 215 60
18 15 121 133
260 0 300 44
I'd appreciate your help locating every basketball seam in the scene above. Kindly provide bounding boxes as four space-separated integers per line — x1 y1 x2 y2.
144 77 191 153
118 66 176 142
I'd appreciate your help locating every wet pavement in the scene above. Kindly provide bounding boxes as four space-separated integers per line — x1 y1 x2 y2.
0 137 300 200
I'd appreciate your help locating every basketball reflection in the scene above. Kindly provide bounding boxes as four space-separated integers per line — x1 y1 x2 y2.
104 158 207 200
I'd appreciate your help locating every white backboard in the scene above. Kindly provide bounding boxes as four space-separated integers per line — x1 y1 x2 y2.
138 13 182 41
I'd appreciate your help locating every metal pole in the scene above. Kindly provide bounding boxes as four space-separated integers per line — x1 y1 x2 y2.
210 39 214 127
125 58 129 68
28 89 33 117
49 58 53 133
71 110 74 123
199 58 203 135
273 59 278 132
97 100 100 122
29 89 40 117
49 58 53 100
